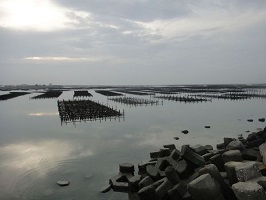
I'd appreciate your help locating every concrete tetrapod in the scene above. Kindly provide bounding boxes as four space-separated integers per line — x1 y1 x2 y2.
232 182 266 200
187 173 225 200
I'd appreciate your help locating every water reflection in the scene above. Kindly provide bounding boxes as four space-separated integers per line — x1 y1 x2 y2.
28 112 59 116
0 87 265 200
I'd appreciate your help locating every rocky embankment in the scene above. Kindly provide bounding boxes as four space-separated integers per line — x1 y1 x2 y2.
101 126 266 200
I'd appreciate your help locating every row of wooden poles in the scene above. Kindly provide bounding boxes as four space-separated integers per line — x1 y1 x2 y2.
108 97 161 106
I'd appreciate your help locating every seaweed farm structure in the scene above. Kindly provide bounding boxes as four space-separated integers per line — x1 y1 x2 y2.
57 99 124 124
95 90 123 96
31 90 63 99
0 92 30 101
194 92 266 100
108 97 162 107
114 90 152 96
73 90 93 98
155 95 211 103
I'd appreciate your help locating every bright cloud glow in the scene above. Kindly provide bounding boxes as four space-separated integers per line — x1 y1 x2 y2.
0 0 91 31
25 56 105 62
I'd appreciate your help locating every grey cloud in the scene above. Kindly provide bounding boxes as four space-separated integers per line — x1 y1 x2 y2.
0 0 266 85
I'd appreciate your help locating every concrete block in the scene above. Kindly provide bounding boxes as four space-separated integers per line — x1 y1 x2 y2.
247 139 265 148
241 149 260 161
187 174 225 200
119 163 135 174
190 144 208 155
160 148 171 157
138 176 154 189
226 140 245 151
156 157 178 177
259 143 266 165
222 150 243 163
129 175 142 192
168 183 187 200
99 183 112 193
204 145 213 151
208 149 220 155
202 152 214 162
224 138 235 147
138 161 156 174
217 143 225 150
110 173 132 193
225 161 243 185
170 149 181 161
183 192 193 200
137 185 157 200
155 177 173 199
150 151 162 159
210 154 225 171
232 182 266 200
199 164 236 200
183 168 200 185
175 159 188 178
218 149 226 155
256 161 266 176
146 164 161 180
250 176 266 190
165 166 180 184
163 144 176 151
181 145 205 167
247 132 258 141
235 161 261 182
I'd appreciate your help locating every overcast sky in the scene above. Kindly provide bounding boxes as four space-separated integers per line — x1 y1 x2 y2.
0 0 266 85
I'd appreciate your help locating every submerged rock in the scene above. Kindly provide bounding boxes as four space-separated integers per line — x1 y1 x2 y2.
56 180 70 187
174 137 179 140
181 130 189 134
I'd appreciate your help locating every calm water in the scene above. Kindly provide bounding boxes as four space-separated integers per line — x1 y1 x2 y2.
0 89 265 200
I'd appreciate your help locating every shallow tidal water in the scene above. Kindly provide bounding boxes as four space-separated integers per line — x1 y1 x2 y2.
0 89 265 200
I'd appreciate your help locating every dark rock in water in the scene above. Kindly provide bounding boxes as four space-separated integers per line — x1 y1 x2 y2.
99 184 112 193
259 118 265 122
205 126 211 128
56 180 70 187
182 130 189 134
247 119 253 122
246 130 250 133
174 137 179 140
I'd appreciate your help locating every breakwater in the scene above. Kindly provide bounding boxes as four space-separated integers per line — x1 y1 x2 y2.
101 127 266 200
